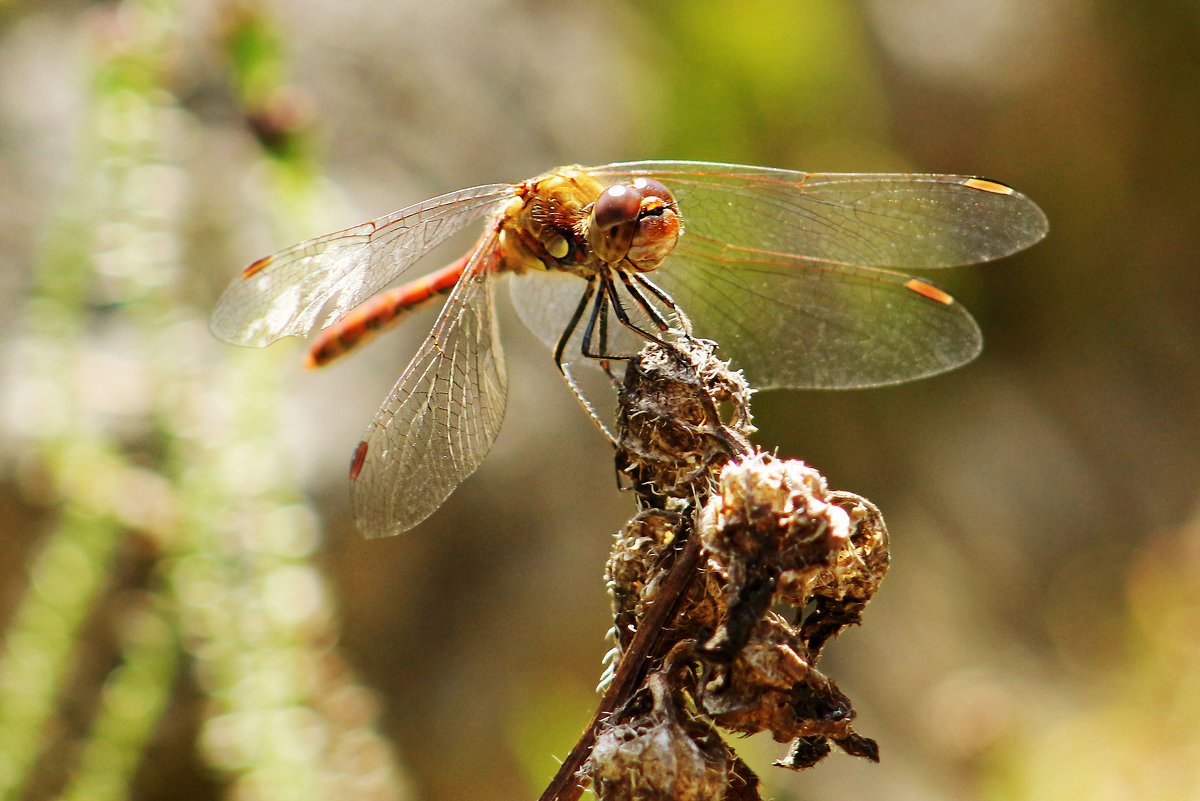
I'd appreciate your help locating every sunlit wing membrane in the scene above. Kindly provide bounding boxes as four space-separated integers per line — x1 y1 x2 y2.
509 269 590 353
350 229 508 538
512 162 1048 390
653 237 982 389
210 184 513 347
593 161 1049 269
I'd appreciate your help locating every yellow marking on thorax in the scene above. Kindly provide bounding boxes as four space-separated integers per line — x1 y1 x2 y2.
499 167 608 276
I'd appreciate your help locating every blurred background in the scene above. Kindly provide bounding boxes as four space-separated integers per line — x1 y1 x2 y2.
1 1 1198 800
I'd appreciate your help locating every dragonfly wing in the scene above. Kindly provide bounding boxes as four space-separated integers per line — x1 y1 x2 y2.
211 183 513 347
593 161 1048 269
350 230 508 538
509 269 588 353
655 234 982 389
579 161 1048 389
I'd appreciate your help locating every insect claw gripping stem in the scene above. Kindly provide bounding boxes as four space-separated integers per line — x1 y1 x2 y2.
539 335 892 801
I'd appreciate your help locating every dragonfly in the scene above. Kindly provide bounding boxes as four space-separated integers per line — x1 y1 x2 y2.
211 161 1047 538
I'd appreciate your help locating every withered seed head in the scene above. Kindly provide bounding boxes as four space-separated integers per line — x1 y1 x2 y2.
563 337 890 801
700 453 853 590
616 337 753 502
585 677 732 801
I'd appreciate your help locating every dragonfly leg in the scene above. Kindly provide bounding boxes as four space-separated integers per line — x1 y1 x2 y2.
579 279 611 351
616 270 671 333
594 288 619 383
554 277 597 372
554 277 617 442
597 272 669 348
581 282 625 386
630 272 693 337
577 273 681 388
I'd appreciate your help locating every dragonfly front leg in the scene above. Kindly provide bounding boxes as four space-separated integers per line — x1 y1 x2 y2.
553 277 617 442
580 279 618 378
630 272 693 337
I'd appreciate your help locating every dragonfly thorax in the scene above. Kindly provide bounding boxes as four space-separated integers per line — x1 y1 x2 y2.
499 168 681 280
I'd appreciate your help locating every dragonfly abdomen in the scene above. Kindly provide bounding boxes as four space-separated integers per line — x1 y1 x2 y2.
305 253 470 368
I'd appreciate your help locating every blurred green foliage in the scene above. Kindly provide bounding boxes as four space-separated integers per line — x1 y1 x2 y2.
0 2 401 800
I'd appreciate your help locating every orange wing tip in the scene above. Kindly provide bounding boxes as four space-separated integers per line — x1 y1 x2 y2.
349 441 369 480
963 177 1014 195
905 278 955 305
242 254 274 278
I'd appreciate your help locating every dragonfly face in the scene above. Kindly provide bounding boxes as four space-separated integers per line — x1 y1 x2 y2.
585 177 681 270
211 161 1048 538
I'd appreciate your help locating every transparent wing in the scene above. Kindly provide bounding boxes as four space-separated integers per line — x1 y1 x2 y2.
350 228 508 538
509 240 982 389
211 183 514 346
509 269 588 349
656 237 981 388
592 162 1049 268
512 162 1047 389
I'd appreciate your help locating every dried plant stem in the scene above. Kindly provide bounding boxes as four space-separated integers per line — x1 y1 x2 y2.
545 336 890 801
539 527 706 801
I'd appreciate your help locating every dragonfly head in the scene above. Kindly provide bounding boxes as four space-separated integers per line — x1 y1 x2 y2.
587 178 681 272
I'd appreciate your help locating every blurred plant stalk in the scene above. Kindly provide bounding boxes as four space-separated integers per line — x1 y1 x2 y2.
0 2 403 800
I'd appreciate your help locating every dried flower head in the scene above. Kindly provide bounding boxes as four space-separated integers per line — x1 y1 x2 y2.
615 337 753 502
585 676 732 801
544 337 890 801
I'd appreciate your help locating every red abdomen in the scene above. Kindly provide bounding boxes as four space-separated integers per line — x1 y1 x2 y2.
306 254 470 368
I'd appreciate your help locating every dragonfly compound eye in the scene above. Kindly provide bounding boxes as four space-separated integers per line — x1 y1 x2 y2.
592 185 642 230
588 185 642 263
589 180 682 269
627 189 681 271
630 177 674 207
